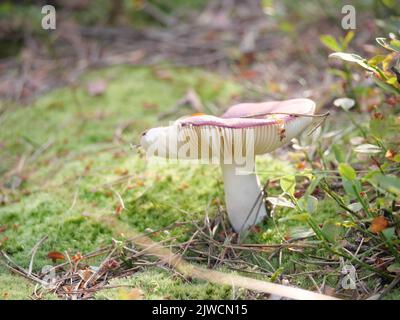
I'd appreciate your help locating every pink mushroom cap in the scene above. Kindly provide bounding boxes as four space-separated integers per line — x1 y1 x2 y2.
178 98 315 129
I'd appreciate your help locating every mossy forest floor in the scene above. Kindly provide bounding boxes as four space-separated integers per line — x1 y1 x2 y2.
0 65 398 300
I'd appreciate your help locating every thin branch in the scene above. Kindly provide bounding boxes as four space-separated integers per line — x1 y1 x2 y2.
28 235 48 275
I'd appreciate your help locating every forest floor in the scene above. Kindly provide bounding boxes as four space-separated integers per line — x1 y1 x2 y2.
1 64 397 300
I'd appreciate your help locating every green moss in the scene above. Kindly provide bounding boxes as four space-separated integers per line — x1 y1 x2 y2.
2 64 390 299
0 66 243 298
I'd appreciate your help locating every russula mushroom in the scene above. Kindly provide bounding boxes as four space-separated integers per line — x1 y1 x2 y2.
140 98 316 232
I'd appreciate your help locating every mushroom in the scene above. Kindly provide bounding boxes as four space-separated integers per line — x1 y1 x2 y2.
140 98 316 232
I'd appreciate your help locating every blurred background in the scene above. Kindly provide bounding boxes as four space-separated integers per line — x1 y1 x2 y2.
1 0 399 103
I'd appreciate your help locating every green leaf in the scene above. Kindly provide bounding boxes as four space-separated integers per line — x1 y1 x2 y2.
280 175 296 197
320 35 341 51
330 52 363 62
287 227 315 240
321 221 343 243
343 179 362 199
343 31 355 49
375 175 400 195
387 76 398 85
304 176 322 198
382 54 394 71
387 263 400 274
368 55 386 66
376 37 390 49
382 0 396 8
353 143 382 154
363 169 380 181
376 37 400 52
382 227 395 241
393 154 400 163
306 195 318 214
329 52 375 72
373 77 400 94
390 39 400 52
270 267 284 282
332 144 345 163
370 119 389 139
280 213 310 222
338 163 356 181
347 202 362 212
266 196 295 208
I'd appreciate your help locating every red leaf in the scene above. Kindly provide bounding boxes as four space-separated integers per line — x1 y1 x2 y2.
370 216 389 233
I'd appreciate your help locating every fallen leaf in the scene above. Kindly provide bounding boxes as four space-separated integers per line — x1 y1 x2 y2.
323 286 337 297
369 216 389 233
77 268 94 282
250 225 262 233
387 263 400 274
63 285 73 294
102 259 120 271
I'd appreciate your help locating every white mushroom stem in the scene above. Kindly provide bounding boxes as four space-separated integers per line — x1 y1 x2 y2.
221 163 267 232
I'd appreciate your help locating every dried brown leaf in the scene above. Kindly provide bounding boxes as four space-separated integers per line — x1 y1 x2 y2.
370 216 389 233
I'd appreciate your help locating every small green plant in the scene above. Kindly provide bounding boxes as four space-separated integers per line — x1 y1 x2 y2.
320 31 358 99
329 36 400 95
